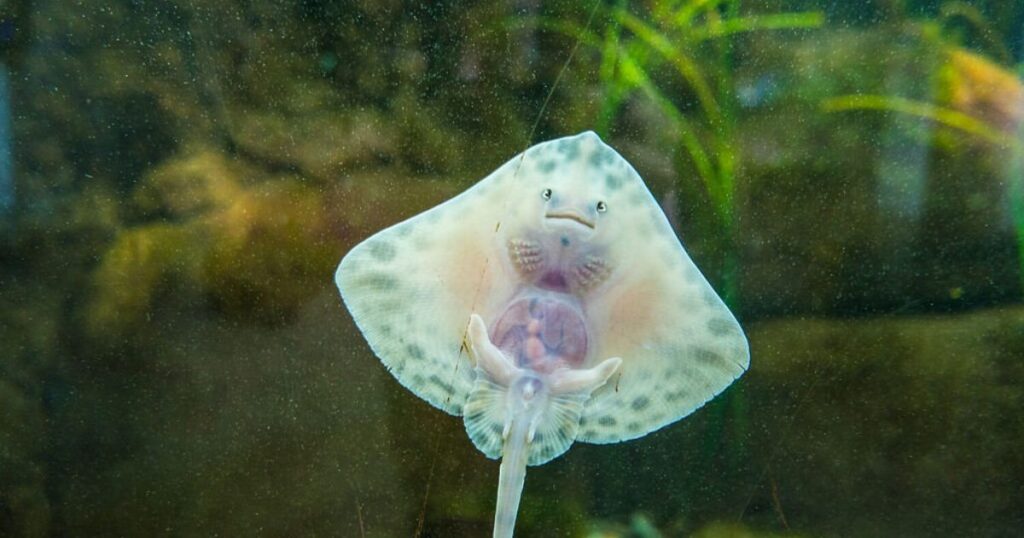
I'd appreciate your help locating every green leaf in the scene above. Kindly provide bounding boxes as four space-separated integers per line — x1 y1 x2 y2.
614 8 723 124
690 12 825 41
672 0 729 28
821 94 1016 148
617 50 734 221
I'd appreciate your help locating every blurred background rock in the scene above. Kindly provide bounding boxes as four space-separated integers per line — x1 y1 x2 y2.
1 0 1023 536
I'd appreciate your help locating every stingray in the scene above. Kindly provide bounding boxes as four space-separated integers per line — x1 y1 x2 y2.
335 131 749 537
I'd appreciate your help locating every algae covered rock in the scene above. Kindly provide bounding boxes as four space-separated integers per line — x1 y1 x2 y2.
87 148 339 333
85 143 468 338
83 150 243 340
199 180 339 324
85 223 200 340
130 150 244 221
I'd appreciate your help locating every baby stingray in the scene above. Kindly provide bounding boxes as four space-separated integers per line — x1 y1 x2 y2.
335 132 749 537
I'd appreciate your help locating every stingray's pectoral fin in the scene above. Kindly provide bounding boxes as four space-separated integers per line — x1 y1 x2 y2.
549 357 622 395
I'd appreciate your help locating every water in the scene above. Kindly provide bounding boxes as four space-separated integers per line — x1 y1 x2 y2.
1 1 1022 537
0 63 11 215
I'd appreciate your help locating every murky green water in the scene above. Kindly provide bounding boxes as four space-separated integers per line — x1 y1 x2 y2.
1 1 1022 537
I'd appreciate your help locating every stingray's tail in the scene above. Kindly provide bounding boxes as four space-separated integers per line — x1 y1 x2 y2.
493 413 530 538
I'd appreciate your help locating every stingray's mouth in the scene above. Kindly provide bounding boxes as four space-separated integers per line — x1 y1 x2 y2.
545 211 595 229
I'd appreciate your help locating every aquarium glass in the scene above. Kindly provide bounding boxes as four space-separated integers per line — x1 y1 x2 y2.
1 1 1022 537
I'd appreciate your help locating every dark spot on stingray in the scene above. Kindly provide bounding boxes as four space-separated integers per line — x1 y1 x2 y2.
605 173 624 191
450 402 463 414
707 318 735 337
380 324 392 337
413 236 433 251
560 236 570 247
368 241 396 262
582 429 598 438
598 416 617 427
539 159 556 174
406 344 425 361
692 346 724 365
557 138 580 160
631 396 650 411
491 423 503 435
665 390 687 402
627 421 641 432
589 149 614 168
679 364 712 385
412 374 425 387
428 374 455 395
355 272 397 291
376 300 404 314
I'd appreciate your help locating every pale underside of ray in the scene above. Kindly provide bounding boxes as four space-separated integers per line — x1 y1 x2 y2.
336 131 749 448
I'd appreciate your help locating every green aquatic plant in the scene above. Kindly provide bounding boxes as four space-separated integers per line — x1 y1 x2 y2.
586 513 663 538
821 94 1012 147
822 91 1024 266
935 1 1013 65
860 2 1023 293
823 25 1024 292
546 0 820 306
1010 134 1024 292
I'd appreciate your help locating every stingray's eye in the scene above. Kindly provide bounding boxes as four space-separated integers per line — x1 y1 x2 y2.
596 200 608 213
541 188 553 201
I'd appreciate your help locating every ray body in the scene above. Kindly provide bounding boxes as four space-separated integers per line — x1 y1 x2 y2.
336 132 749 537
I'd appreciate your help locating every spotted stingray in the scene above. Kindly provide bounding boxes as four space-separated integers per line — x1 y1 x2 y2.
335 131 749 537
